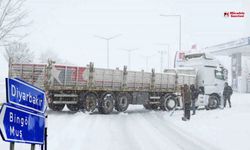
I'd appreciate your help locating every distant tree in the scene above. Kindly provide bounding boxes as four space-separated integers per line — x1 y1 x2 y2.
4 41 34 63
0 0 28 44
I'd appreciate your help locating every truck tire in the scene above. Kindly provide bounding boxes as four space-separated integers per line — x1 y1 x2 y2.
160 94 169 111
79 93 98 112
99 93 114 114
208 95 219 109
115 93 130 112
67 104 79 112
150 104 159 110
48 103 65 111
160 95 177 111
47 94 65 111
143 104 151 109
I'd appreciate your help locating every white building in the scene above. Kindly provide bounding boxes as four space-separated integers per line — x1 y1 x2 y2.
205 37 250 93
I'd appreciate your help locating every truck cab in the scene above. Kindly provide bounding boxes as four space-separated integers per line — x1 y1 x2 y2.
178 52 228 109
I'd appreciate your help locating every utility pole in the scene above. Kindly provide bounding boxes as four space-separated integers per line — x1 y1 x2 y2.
139 54 156 71
94 34 122 68
160 14 182 68
155 43 170 69
121 48 138 70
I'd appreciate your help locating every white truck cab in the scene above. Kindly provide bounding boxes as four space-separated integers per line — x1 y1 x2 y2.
178 52 228 109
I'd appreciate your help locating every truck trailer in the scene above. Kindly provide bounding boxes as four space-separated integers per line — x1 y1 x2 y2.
8 52 227 114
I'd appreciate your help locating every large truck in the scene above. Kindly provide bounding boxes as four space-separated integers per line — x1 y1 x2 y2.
8 52 227 114
177 52 228 109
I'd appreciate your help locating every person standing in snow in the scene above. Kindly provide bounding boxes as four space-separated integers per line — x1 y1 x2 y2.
223 82 233 108
190 84 198 115
181 84 191 121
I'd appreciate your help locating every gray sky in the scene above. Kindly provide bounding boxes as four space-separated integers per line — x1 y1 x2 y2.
0 0 249 83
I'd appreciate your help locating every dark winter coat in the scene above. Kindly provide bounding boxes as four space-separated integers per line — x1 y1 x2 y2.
223 85 233 98
182 86 191 104
190 88 199 101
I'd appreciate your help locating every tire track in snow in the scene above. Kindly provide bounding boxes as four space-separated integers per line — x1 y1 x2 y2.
127 112 182 150
110 113 142 150
157 113 222 150
81 114 114 150
48 112 96 150
141 112 221 150
76 114 100 150
77 113 142 150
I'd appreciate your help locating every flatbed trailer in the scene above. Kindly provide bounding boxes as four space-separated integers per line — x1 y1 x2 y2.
9 61 196 114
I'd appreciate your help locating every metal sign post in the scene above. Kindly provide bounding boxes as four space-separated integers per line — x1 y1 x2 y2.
31 144 35 150
45 114 48 150
41 114 48 150
10 142 15 150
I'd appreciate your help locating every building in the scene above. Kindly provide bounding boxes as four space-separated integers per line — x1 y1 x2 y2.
205 37 250 93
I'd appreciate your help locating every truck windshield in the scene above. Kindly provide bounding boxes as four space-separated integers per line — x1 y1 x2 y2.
214 68 227 80
185 53 213 60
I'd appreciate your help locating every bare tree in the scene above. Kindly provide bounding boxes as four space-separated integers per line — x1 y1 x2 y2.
4 41 34 63
0 0 28 44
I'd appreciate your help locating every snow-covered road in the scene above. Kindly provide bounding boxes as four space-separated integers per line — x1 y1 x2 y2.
0 91 250 150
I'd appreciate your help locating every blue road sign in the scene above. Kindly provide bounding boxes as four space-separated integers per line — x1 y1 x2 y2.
0 104 45 144
6 78 46 113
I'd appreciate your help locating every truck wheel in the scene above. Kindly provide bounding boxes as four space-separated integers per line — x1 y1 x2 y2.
48 103 65 111
208 95 219 109
143 104 151 110
99 93 114 114
115 93 130 112
83 93 97 112
160 95 177 111
150 104 159 110
47 95 65 111
67 104 79 112
160 95 169 111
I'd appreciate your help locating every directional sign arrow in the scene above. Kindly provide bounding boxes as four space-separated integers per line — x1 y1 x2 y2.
6 78 46 113
0 104 45 144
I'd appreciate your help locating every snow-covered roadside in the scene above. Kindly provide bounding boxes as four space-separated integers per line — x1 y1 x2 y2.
166 93 250 150
0 83 6 103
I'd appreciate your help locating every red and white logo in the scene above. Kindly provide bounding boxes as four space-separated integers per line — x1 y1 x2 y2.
224 12 230 18
224 11 245 18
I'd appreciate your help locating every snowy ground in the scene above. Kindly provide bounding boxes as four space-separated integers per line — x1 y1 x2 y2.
0 83 250 150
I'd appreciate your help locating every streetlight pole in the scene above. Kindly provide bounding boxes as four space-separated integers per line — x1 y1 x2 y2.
94 34 122 68
138 54 156 71
160 14 182 52
158 50 167 73
146 56 149 71
121 48 138 70
155 43 170 68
